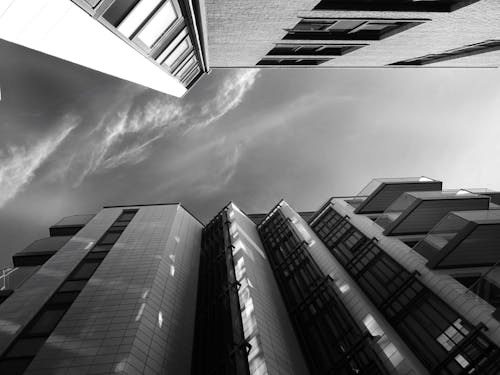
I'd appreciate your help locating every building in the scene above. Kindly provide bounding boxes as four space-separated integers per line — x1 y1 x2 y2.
0 0 208 97
206 0 500 68
1 0 499 97
2 177 500 374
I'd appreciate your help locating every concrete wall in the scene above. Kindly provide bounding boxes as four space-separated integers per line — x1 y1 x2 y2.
206 0 500 67
228 203 309 375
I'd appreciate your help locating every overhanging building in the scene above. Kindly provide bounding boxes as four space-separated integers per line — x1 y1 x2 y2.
1 0 499 97
1 177 500 374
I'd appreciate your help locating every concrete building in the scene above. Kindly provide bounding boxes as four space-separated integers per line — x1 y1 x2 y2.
0 0 208 97
2 177 500 374
1 0 499 97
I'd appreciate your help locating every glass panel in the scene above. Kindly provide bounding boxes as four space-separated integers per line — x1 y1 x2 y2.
295 21 330 31
27 308 66 335
117 0 163 38
175 56 196 79
117 211 136 222
136 1 178 47
357 23 394 31
69 261 100 280
156 28 189 63
99 231 121 244
59 280 87 293
49 292 80 306
164 38 191 68
91 244 113 252
0 358 33 374
103 0 139 26
328 20 365 31
6 338 46 358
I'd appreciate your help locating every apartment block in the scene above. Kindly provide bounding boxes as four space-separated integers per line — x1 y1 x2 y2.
2 177 500 374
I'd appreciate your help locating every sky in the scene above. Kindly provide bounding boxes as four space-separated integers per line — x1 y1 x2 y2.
1 38 500 266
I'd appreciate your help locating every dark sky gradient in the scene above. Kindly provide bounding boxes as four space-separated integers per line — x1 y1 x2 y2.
1 38 500 267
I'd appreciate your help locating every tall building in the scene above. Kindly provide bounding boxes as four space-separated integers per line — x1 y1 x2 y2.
1 0 499 96
1 177 500 374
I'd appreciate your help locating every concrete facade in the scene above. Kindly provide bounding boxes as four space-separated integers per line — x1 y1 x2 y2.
206 0 500 67
228 203 309 375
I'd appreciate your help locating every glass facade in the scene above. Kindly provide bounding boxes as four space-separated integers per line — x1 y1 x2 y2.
191 209 250 375
311 206 500 374
258 209 388 375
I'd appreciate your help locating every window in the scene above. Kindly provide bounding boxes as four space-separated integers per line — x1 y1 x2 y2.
117 0 163 38
136 1 178 47
455 275 500 309
58 280 87 293
284 18 426 41
0 358 33 374
156 28 190 66
391 40 500 66
116 210 137 222
5 338 46 358
26 308 66 336
99 231 121 245
69 260 100 280
116 0 180 50
257 58 331 66
267 44 366 56
103 0 140 26
314 0 480 12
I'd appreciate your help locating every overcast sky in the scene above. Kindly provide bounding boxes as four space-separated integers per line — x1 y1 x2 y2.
1 38 500 266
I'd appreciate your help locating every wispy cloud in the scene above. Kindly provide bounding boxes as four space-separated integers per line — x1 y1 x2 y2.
0 117 77 207
66 69 259 185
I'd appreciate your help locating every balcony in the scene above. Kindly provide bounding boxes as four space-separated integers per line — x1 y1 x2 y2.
414 210 500 269
12 236 72 267
353 176 442 214
49 214 95 236
375 190 490 236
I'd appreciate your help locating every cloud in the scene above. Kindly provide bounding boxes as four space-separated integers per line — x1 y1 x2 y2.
66 69 259 185
0 116 77 207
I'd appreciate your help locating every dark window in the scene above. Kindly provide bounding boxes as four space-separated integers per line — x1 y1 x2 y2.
99 231 121 245
314 0 480 12
116 210 137 222
0 358 33 374
257 58 330 66
58 280 87 293
267 44 365 56
48 292 80 306
102 0 140 26
5 338 46 358
391 40 500 66
455 275 500 309
69 260 100 280
91 244 113 252
284 18 425 41
85 251 108 261
26 308 66 336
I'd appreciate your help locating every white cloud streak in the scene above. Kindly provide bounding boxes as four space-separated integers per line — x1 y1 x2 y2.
0 117 77 207
68 69 259 185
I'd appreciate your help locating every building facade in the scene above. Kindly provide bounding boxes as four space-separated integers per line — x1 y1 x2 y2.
2 177 500 374
1 0 499 97
0 0 208 97
206 0 500 68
